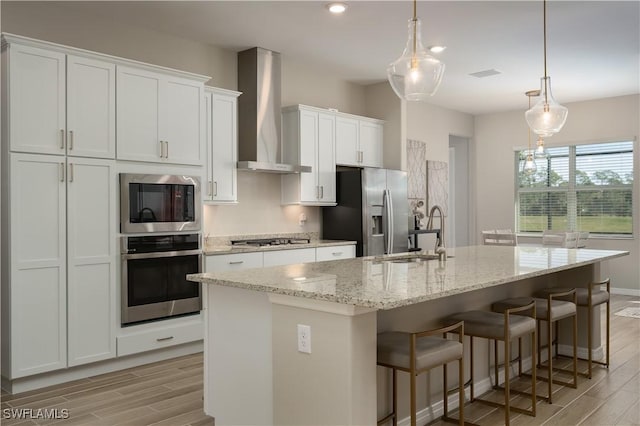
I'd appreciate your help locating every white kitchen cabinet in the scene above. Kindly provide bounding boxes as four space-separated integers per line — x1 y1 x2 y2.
66 55 116 159
263 248 316 267
117 66 205 166
4 44 66 155
4 153 116 378
316 245 356 262
66 157 116 366
117 318 203 357
2 43 116 159
7 154 67 378
206 252 264 272
335 114 384 168
204 87 240 203
281 105 336 205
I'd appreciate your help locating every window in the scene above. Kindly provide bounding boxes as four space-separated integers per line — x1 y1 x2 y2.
516 141 634 236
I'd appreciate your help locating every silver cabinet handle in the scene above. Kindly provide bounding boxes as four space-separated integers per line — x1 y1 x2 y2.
159 140 164 158
68 130 74 150
208 181 213 197
68 163 74 182
320 185 324 199
60 129 65 150
213 181 218 196
156 336 174 342
332 252 342 256
229 261 244 265
165 141 169 158
59 162 65 182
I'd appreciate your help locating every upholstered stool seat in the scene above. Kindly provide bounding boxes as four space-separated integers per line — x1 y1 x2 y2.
377 322 465 426
492 294 578 403
448 303 537 426
536 279 611 379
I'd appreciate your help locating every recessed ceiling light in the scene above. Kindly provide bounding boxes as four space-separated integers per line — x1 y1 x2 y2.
326 3 347 14
428 45 446 53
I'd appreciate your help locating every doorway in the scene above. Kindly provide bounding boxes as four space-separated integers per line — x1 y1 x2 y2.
449 136 470 247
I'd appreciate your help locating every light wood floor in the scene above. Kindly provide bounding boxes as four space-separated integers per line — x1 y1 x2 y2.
1 295 638 426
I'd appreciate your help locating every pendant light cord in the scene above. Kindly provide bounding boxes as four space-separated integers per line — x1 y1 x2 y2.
412 0 417 62
543 0 549 104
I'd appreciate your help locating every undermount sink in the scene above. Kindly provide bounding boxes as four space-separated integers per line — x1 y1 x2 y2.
372 253 449 263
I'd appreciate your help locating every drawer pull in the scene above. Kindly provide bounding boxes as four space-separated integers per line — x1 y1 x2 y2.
156 336 174 342
332 252 342 256
229 261 244 265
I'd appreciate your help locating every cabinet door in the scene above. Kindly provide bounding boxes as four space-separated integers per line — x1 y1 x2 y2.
67 56 116 159
299 109 319 203
317 112 336 203
7 45 66 155
116 66 162 163
263 248 316 267
210 93 238 202
9 154 66 378
335 116 359 166
205 252 263 272
359 121 383 168
66 158 116 366
163 76 205 166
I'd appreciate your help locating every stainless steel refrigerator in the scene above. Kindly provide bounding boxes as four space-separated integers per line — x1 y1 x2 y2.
322 168 408 257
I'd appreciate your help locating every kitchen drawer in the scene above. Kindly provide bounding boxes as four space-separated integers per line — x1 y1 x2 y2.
117 319 203 357
316 245 356 262
205 252 263 272
263 247 316 267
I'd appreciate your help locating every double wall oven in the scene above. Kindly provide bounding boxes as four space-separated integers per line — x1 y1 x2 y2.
119 173 203 326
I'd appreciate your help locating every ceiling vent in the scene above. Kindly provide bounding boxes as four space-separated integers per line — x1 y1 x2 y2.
469 69 502 78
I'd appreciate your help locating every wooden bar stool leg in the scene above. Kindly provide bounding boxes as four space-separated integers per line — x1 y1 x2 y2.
458 357 464 426
606 297 610 368
537 321 542 367
518 338 522 376
504 331 511 426
494 339 499 387
547 318 553 403
572 311 578 387
531 328 537 416
470 337 475 401
410 372 416 426
392 369 398 426
587 300 593 379
443 363 448 420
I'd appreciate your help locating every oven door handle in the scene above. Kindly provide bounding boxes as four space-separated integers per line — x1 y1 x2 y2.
122 249 203 260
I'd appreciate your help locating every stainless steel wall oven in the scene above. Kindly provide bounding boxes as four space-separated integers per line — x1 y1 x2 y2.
120 173 201 234
121 234 202 325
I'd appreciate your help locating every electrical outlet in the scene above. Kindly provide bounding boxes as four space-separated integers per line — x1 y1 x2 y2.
297 324 311 354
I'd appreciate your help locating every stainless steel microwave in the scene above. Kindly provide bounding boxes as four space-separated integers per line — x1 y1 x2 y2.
120 173 201 233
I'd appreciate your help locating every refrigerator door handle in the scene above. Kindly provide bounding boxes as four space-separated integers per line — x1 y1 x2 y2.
382 189 389 254
387 189 394 254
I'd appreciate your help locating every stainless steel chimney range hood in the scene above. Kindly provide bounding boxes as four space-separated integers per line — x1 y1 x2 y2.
236 47 311 174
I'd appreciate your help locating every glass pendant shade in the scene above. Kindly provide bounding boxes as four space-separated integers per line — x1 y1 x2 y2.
525 76 568 137
523 153 537 175
387 18 445 101
534 137 548 158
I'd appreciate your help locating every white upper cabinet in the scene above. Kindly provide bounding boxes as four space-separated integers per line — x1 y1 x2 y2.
5 44 66 155
117 66 205 166
66 55 116 159
335 114 384 168
205 87 240 203
358 120 384 168
281 105 336 206
3 44 116 159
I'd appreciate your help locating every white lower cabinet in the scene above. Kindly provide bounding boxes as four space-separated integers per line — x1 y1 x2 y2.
117 318 203 357
316 245 356 262
3 153 116 379
205 252 264 272
263 248 316 267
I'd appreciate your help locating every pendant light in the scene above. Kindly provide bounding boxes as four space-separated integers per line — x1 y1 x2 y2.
525 0 568 137
535 135 548 158
387 0 445 101
523 91 538 175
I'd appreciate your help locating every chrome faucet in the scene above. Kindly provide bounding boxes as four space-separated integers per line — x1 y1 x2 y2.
426 205 446 261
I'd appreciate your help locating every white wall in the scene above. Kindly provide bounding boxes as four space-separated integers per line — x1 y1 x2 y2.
1 1 368 238
364 82 403 170
474 95 640 293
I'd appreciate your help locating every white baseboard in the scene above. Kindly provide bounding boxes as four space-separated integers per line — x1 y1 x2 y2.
611 287 640 297
2 341 203 394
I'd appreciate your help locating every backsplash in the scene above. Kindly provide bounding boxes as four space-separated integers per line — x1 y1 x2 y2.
204 232 320 248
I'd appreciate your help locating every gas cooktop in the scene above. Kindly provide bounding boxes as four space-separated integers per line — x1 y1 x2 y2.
230 238 311 247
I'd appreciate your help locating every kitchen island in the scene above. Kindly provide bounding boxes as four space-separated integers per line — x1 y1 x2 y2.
188 246 627 426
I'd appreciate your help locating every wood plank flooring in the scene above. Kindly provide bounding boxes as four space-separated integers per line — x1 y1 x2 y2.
1 295 638 425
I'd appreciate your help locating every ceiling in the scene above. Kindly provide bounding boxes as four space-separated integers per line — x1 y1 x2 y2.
37 1 640 115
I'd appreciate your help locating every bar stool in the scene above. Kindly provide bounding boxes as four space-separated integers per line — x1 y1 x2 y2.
492 291 578 404
448 303 537 426
377 321 465 426
537 279 610 379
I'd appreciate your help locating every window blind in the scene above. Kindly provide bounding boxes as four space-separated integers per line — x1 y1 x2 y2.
516 141 634 235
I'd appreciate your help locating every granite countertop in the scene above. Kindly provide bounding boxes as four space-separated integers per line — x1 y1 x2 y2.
188 246 628 310
203 239 356 255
